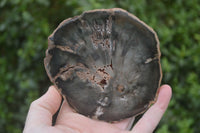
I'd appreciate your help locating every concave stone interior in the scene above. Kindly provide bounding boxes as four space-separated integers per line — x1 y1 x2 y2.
44 8 162 121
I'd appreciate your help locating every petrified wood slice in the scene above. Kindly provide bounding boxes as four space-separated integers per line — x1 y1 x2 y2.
44 8 162 121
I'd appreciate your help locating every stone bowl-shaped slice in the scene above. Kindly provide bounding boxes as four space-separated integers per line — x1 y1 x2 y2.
44 8 162 122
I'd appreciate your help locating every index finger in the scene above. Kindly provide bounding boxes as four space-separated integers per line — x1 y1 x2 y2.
24 86 62 128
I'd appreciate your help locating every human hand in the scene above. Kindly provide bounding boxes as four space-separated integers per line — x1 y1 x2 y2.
23 85 172 133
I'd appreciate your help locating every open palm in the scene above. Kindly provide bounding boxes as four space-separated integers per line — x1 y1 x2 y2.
23 85 172 133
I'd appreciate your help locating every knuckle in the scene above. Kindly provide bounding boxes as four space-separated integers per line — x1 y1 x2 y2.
30 99 39 109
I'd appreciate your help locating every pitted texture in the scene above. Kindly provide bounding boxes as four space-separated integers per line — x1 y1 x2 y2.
44 8 162 121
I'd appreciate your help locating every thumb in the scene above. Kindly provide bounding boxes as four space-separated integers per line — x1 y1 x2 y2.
24 86 62 129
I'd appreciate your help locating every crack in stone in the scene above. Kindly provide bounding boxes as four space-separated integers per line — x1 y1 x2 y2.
145 56 158 64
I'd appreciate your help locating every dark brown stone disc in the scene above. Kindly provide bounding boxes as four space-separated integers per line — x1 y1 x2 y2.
44 8 162 121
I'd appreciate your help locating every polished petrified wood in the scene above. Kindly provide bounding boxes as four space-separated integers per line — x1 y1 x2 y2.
44 8 162 121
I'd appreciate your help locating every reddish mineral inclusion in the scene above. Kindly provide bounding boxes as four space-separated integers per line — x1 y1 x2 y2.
44 8 162 121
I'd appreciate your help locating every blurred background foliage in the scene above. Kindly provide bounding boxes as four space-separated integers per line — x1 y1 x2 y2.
0 0 200 132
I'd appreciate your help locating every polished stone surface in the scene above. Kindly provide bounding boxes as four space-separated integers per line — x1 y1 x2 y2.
44 8 161 121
